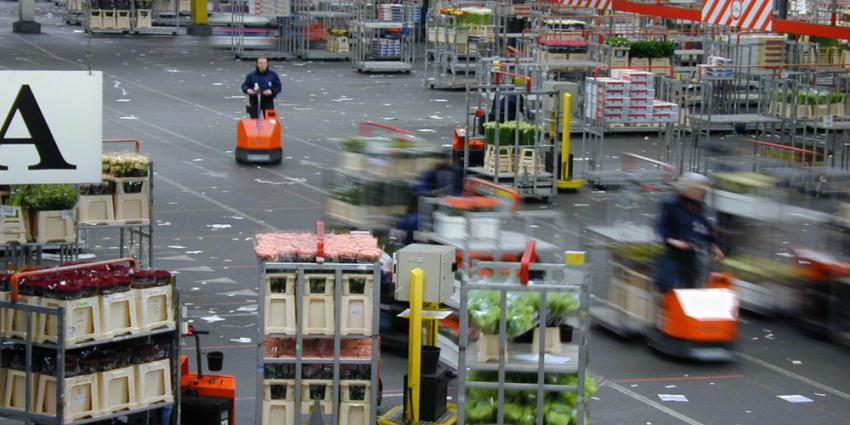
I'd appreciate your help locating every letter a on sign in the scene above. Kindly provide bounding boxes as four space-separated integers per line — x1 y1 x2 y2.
0 85 77 171
0 71 102 184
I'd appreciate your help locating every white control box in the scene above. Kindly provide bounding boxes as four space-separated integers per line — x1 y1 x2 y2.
394 244 456 304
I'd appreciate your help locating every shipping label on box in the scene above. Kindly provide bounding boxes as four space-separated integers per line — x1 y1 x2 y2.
597 104 628 115
652 112 678 123
603 96 630 107
629 104 654 115
630 96 654 106
603 113 628 123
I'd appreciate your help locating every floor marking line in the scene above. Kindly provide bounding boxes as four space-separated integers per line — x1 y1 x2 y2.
110 116 327 204
610 374 744 384
604 381 707 425
155 173 277 231
736 351 850 401
107 108 330 197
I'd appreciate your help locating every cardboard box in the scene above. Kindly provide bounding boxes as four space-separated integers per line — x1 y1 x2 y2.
653 100 679 113
629 104 654 115
652 112 678 123
627 113 653 123
602 96 630 107
629 96 654 106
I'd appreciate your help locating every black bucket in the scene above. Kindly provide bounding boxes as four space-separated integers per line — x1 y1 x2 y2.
421 346 441 375
207 351 224 372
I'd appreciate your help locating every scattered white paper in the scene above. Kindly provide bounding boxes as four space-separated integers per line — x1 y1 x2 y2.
417 129 437 133
791 360 802 365
778 395 813 403
168 245 187 249
815 393 826 397
207 224 232 230
116 99 131 102
157 221 172 226
658 394 689 402
201 315 225 323
119 115 138 120
230 337 252 343
665 385 677 389
186 251 203 254
428 115 445 120
512 353 570 364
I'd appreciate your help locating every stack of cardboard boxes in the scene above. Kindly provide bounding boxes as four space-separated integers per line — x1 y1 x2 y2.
584 70 679 124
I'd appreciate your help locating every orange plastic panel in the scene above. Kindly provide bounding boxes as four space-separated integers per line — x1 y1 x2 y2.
237 116 282 151
660 291 737 343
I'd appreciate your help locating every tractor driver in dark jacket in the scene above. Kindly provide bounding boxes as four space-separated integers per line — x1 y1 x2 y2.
655 173 725 292
241 57 282 119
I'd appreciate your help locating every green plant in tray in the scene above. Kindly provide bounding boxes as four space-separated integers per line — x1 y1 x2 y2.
23 184 78 211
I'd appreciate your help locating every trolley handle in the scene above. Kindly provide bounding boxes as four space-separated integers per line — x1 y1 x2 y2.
492 71 532 91
10 258 137 302
103 139 141 153
358 121 416 137
518 240 538 285
316 221 325 263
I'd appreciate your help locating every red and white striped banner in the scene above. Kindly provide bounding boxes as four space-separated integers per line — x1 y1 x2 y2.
702 0 774 31
562 0 612 11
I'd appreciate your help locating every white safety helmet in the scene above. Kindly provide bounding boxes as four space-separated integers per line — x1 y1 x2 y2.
677 172 710 194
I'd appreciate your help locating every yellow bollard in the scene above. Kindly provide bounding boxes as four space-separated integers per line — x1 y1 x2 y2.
558 92 584 190
405 268 424 423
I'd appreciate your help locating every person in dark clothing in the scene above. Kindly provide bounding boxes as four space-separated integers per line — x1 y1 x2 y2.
655 173 725 292
396 159 464 244
241 57 282 119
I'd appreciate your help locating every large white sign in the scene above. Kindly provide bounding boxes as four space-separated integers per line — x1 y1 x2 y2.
0 71 102 184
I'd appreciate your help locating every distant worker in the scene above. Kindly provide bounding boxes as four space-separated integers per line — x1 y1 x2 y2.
655 173 725 292
241 57 281 119
397 158 464 245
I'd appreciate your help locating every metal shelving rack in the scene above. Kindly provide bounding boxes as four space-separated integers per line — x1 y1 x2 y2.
256 260 381 425
230 0 293 60
424 3 499 91
351 1 418 73
289 0 355 60
82 0 181 35
0 260 181 425
456 254 590 425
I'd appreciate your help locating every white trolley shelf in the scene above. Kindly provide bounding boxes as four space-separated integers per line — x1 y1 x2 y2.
256 237 381 425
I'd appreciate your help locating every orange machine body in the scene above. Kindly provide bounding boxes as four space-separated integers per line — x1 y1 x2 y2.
180 355 237 425
236 109 283 164
659 288 738 343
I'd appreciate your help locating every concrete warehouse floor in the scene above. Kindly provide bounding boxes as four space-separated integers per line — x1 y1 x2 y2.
1 3 850 425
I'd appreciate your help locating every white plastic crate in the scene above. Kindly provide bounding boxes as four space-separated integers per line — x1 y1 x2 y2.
302 295 334 336
36 373 100 421
116 9 131 29
265 295 296 335
135 360 173 407
531 327 561 355
39 296 101 345
32 210 75 244
339 402 370 425
340 380 370 402
266 273 296 295
78 195 115 225
477 334 504 363
99 366 137 414
263 400 295 425
304 273 334 295
135 9 152 28
5 295 39 339
0 205 27 244
114 177 150 224
88 9 103 28
3 369 37 411
136 286 175 332
341 295 372 336
102 9 117 29
263 379 295 401
100 291 138 338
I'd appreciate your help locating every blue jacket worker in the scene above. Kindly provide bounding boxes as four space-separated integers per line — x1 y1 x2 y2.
241 57 282 119
655 173 725 292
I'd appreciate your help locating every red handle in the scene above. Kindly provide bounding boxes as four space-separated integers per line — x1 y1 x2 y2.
518 240 538 285
316 221 325 262
358 121 415 137
103 139 141 153
493 71 532 91
10 258 137 303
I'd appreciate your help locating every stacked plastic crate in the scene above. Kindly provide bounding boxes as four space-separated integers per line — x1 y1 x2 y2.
0 262 177 423
585 70 679 124
256 228 381 425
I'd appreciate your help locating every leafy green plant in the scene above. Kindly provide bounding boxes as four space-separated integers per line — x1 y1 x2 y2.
24 185 78 211
605 36 630 48
830 91 844 104
5 186 26 207
629 40 651 58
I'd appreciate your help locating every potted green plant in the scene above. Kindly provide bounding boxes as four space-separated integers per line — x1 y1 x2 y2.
606 36 630 66
629 40 650 67
649 40 676 73
23 184 78 243
830 91 845 116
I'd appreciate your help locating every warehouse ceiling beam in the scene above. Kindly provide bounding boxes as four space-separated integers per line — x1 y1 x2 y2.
608 0 850 40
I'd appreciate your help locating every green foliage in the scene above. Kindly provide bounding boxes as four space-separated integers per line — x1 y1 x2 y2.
6 186 26 207
630 40 675 58
483 120 543 146
605 36 630 48
23 185 78 211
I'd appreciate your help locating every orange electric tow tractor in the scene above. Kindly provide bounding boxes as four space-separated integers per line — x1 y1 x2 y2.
588 225 739 362
236 85 283 164
180 326 237 425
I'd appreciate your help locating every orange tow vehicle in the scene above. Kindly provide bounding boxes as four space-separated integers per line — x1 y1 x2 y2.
236 89 282 165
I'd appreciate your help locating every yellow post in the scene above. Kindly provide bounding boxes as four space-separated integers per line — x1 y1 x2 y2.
558 92 584 190
405 268 425 423
191 0 207 25
425 303 440 346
